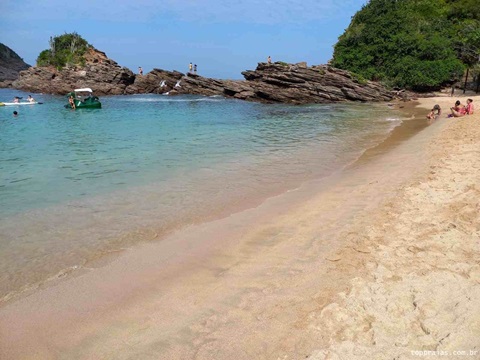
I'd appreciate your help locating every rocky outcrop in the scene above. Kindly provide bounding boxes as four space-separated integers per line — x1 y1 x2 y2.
0 43 31 88
126 62 395 104
12 48 135 95
238 62 395 103
124 69 232 97
13 52 396 103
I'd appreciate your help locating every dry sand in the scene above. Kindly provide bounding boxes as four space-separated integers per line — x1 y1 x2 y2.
0 95 479 360
307 97 480 359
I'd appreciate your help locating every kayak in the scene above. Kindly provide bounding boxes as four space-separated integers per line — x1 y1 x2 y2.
0 102 40 106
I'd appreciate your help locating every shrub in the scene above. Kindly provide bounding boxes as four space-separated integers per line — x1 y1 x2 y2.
36 32 91 69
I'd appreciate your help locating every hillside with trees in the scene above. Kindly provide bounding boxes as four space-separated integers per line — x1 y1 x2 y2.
36 32 90 69
331 0 480 91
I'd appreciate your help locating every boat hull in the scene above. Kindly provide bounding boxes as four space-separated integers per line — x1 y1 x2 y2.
64 100 102 109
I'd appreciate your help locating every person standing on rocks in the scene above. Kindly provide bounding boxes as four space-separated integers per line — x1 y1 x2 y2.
138 67 143 76
194 64 197 73
189 62 193 73
267 56 272 64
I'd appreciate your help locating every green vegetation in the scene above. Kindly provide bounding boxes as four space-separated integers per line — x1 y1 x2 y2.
332 0 480 90
37 32 90 69
350 72 368 85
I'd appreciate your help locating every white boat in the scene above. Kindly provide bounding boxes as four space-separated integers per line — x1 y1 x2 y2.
0 102 40 106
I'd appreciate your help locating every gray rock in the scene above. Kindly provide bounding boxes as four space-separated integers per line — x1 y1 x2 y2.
0 43 30 87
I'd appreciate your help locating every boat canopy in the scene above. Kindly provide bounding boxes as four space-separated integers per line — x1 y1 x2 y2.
74 88 93 93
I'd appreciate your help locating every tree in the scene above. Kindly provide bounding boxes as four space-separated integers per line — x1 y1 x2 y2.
36 32 90 69
331 0 471 90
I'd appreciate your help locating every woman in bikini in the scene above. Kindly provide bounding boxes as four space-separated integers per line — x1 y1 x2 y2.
68 95 76 110
450 100 466 117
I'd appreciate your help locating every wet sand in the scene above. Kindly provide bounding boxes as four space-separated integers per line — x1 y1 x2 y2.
1 96 479 359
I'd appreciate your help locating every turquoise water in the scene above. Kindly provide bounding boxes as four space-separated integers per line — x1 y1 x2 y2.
0 88 404 302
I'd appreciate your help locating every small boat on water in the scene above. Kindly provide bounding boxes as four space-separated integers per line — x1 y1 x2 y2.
65 88 101 109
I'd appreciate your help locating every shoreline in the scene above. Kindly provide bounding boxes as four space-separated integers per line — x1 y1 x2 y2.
306 95 480 359
1 95 479 359
0 96 417 306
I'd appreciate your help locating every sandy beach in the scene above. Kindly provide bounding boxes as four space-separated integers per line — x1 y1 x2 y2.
1 95 479 359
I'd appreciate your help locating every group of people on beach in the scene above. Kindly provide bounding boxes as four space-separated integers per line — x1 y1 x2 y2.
427 98 474 121
449 98 474 117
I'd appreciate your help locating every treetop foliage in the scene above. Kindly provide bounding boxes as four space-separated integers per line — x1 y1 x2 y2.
36 32 91 69
332 0 480 90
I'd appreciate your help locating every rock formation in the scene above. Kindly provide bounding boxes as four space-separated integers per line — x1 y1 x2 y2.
13 49 397 103
12 48 135 95
0 43 31 88
125 62 396 104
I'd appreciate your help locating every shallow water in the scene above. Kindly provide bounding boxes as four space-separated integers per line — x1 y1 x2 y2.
0 88 405 302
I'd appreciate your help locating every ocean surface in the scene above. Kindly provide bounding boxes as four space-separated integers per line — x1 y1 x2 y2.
0 88 405 303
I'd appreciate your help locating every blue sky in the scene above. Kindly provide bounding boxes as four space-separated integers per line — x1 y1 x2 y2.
0 0 367 79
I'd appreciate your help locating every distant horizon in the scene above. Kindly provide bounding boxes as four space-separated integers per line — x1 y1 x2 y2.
0 0 367 80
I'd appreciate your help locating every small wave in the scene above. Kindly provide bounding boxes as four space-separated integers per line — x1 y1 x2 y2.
0 265 80 305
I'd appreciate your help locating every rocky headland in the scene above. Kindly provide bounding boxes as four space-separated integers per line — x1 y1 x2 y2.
0 44 31 88
9 46 401 104
11 47 135 96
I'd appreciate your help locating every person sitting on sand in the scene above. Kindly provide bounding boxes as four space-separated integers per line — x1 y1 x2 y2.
68 95 76 110
427 104 441 120
466 98 474 115
450 100 466 117
28 95 35 103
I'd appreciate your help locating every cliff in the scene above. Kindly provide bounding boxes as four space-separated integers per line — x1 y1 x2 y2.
0 43 31 87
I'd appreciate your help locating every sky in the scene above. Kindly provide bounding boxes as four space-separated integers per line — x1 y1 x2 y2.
0 0 368 79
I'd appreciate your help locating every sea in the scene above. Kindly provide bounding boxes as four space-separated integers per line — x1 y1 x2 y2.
0 88 407 303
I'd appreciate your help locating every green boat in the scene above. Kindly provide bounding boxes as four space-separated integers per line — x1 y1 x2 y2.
65 88 101 109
